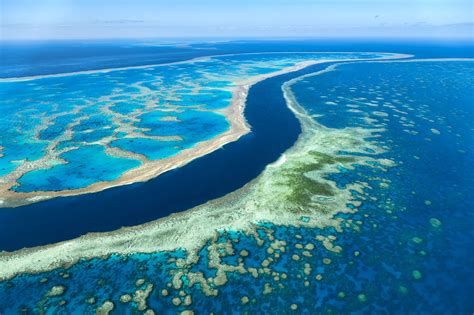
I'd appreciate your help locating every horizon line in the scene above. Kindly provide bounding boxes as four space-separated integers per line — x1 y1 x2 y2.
1 36 473 43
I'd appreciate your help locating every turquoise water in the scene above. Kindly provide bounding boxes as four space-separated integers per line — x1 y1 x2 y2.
136 110 228 141
1 59 473 313
0 52 384 194
110 138 183 161
14 145 142 192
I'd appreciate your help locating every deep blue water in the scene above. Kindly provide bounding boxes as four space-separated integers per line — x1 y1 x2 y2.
290 60 474 312
0 39 209 78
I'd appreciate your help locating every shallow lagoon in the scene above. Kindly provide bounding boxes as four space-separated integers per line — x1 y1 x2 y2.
13 145 142 192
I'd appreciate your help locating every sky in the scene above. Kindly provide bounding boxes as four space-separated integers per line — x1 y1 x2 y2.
1 0 473 40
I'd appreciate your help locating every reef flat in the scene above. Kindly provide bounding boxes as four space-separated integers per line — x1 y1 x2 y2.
1 58 473 313
0 52 401 207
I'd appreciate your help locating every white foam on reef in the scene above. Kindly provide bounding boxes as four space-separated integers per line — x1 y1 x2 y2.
0 54 409 280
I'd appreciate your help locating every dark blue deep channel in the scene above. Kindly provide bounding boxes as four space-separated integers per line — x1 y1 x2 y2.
0 62 339 251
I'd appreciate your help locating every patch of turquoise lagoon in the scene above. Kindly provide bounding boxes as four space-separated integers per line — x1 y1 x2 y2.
137 110 229 140
110 100 145 115
174 90 233 110
13 145 141 192
110 138 184 160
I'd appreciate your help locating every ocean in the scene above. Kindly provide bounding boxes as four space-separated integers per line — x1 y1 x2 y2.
0 39 473 313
